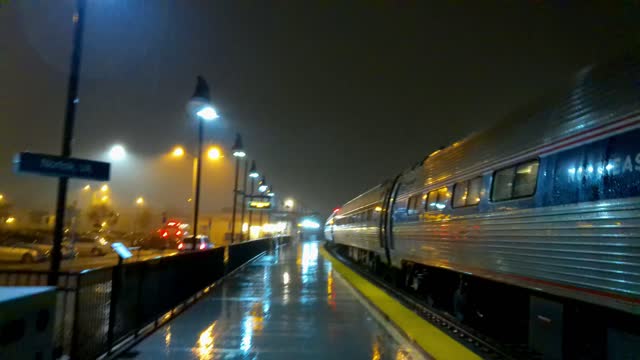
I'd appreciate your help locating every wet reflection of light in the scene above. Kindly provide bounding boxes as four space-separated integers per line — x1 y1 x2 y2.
241 317 253 353
395 349 410 360
164 325 172 350
263 300 271 315
194 322 216 359
327 269 336 310
283 271 290 284
301 242 318 275
372 337 381 360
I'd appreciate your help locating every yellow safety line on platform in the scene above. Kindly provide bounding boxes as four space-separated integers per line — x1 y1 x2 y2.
320 246 481 360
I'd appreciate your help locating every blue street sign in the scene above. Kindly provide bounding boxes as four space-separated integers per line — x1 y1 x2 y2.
14 152 110 181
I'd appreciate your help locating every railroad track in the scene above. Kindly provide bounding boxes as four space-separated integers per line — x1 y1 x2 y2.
325 243 539 360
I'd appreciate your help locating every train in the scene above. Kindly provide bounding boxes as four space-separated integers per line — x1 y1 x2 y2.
325 55 640 359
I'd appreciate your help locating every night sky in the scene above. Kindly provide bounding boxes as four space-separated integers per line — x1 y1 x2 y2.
1 1 639 216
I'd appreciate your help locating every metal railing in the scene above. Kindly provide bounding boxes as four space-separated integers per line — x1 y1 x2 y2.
0 236 291 359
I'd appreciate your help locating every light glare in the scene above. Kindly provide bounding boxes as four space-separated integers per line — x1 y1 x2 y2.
197 106 219 121
109 144 126 161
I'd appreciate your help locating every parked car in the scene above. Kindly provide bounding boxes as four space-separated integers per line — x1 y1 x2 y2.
4 231 76 260
0 238 48 263
72 235 112 257
177 235 214 251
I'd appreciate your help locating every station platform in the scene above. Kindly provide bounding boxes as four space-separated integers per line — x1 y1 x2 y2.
124 241 425 359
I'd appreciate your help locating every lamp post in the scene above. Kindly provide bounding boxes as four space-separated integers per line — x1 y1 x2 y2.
257 177 268 231
247 161 259 240
49 0 87 286
187 76 219 250
239 158 249 241
230 134 246 243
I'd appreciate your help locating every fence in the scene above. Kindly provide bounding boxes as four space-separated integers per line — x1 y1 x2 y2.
0 236 290 359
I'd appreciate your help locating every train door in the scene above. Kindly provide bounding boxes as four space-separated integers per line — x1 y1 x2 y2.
380 176 401 265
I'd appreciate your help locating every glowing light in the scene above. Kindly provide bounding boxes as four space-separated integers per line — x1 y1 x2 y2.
577 167 583 173
98 237 108 245
5 217 15 224
300 219 320 229
598 167 604 174
435 203 446 210
0 194 3 200
101 185 109 192
587 165 594 173
101 195 109 203
283 272 290 284
82 185 91 191
606 163 615 171
258 184 268 193
196 323 216 358
109 144 126 161
333 208 340 213
196 106 219 121
178 243 184 250
249 172 259 178
171 146 185 157
232 150 246 158
568 168 576 175
101 221 107 228
136 197 144 205
207 147 222 160
187 198 193 203
249 201 271 208
284 199 294 208
374 206 382 212
199 242 206 250
242 223 249 233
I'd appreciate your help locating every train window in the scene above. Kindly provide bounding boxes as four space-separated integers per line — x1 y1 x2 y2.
407 194 423 214
513 161 539 197
453 177 482 208
425 187 448 211
467 177 482 205
453 182 468 208
492 159 539 201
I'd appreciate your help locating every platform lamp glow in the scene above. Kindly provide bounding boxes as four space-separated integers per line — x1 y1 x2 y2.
187 75 219 251
247 160 259 240
230 134 246 243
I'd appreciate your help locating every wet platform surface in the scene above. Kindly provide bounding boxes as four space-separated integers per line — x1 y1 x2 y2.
126 241 422 359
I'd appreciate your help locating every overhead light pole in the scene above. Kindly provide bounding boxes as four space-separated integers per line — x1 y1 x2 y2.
187 76 219 250
49 0 87 286
239 158 249 241
257 177 268 230
230 133 246 243
247 161 259 240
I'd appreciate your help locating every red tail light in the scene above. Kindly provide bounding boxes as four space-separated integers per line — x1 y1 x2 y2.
162 231 168 238
178 243 184 249
199 243 205 250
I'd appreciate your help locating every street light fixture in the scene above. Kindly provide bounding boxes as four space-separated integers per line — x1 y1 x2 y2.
230 134 245 243
258 176 268 193
171 146 185 158
207 146 222 160
249 161 259 178
187 76 218 249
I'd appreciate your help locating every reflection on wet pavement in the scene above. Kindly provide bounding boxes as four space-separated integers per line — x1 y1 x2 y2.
128 241 422 359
